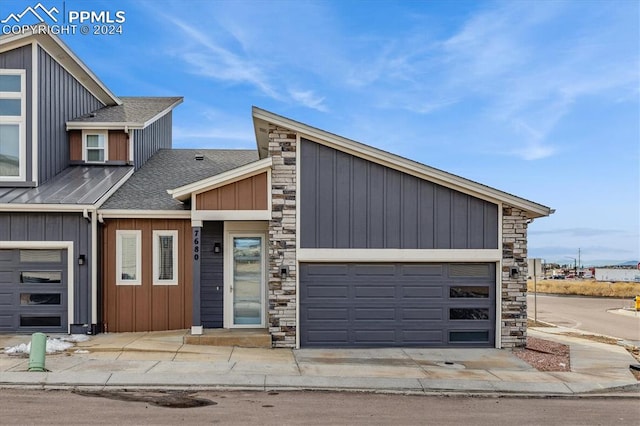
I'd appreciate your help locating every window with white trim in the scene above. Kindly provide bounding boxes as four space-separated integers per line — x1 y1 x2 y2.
116 230 141 285
153 230 178 285
82 130 108 163
0 70 26 181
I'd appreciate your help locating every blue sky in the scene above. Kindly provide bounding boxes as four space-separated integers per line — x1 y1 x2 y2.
2 0 638 265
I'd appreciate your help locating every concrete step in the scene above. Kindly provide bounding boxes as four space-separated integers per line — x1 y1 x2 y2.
184 328 272 348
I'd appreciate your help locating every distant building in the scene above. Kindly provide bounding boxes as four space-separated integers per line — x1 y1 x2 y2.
595 268 640 282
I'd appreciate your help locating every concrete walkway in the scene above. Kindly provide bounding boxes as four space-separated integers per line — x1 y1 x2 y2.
0 327 638 395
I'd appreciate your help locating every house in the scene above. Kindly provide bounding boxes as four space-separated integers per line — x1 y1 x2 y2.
0 29 553 349
0 29 181 335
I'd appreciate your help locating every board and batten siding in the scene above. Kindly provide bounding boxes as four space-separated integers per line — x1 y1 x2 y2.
69 130 128 162
196 173 268 210
0 44 33 182
38 46 104 184
300 139 499 249
131 112 172 170
0 212 92 325
101 218 192 332
200 221 224 328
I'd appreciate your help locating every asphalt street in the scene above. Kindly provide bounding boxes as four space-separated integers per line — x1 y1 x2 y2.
527 294 639 342
1 389 638 425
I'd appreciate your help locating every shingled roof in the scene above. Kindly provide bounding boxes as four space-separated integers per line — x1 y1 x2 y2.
100 149 259 210
67 97 183 128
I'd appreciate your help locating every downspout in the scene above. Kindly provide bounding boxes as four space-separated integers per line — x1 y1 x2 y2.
91 209 98 332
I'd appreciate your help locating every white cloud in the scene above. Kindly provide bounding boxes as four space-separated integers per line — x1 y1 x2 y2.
288 89 328 112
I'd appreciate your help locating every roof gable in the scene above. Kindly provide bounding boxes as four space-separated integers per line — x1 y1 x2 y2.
66 97 184 130
252 107 553 219
0 27 120 106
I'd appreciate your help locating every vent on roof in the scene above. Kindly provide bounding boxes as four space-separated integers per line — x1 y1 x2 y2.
194 154 204 161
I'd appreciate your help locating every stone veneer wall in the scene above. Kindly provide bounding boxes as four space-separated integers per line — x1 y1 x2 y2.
267 124 298 348
501 206 529 348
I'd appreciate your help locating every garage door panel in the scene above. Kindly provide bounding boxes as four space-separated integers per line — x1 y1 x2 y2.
306 285 349 298
305 307 349 321
353 264 396 276
354 307 395 320
401 285 443 299
353 329 396 343
0 292 13 305
401 330 444 343
354 285 395 298
400 264 443 276
401 307 442 320
304 263 349 277
300 262 495 348
306 330 349 344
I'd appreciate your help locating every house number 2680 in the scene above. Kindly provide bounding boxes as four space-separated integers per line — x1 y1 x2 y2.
193 229 200 261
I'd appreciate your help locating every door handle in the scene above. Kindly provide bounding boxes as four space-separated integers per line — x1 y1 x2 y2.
230 286 233 293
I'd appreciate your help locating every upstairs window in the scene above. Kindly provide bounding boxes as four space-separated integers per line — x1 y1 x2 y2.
82 130 108 163
0 70 26 181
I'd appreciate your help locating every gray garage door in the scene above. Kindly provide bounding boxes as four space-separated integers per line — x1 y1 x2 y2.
300 262 495 348
0 249 68 333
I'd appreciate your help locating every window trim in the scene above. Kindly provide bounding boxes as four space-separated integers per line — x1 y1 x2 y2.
116 230 141 286
152 230 178 285
0 69 26 181
82 129 108 163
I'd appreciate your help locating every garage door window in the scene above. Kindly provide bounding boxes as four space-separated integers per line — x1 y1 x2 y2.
20 316 61 327
21 271 62 284
449 308 490 320
20 293 61 305
450 286 489 298
449 331 489 342
19 250 62 263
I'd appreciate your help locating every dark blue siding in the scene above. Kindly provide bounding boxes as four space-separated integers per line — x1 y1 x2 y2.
0 44 33 182
0 212 92 326
132 112 172 170
200 221 223 328
300 139 499 249
38 46 104 184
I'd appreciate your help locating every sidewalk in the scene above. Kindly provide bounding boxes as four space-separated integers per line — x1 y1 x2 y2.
0 328 638 396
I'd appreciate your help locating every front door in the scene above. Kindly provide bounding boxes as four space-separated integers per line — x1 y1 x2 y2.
226 234 265 327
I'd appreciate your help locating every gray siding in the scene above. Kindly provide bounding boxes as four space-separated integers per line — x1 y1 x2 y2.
300 139 499 249
131 112 172 170
200 221 223 328
0 212 92 326
38 46 104 184
0 44 33 182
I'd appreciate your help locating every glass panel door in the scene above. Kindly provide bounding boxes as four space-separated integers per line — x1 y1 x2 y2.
232 236 263 326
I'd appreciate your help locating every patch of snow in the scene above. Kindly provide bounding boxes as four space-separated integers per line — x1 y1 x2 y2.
4 343 30 355
3 334 90 355
61 334 91 343
74 349 90 354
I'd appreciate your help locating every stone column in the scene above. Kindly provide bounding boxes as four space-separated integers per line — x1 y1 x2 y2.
501 206 529 348
267 125 297 348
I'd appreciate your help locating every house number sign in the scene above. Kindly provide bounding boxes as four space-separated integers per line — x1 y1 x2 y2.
193 228 200 261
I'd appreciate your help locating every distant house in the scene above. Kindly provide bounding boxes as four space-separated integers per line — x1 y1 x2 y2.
1 30 553 349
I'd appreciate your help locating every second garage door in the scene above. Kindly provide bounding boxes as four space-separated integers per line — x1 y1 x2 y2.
300 262 495 348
